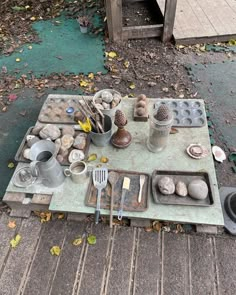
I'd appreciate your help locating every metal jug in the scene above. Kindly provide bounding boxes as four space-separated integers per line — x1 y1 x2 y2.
30 140 65 188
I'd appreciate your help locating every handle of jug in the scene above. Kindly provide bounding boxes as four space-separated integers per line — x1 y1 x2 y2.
30 161 40 177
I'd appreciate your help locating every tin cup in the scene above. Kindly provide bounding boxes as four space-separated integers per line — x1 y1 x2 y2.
64 161 88 184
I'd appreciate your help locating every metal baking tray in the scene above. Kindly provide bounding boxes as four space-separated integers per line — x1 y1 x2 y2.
38 96 84 124
15 126 90 166
154 99 206 127
85 169 150 212
151 170 214 206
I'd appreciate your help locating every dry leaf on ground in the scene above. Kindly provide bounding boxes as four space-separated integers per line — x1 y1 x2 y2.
8 220 16 229
50 246 61 256
72 236 83 246
87 234 96 245
87 153 97 162
10 234 21 248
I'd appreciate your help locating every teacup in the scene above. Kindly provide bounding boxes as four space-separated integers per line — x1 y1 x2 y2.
64 161 88 184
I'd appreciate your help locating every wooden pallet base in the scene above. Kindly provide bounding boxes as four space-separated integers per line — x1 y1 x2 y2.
3 192 52 217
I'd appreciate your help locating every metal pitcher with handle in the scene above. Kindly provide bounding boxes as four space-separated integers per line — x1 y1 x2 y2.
30 140 65 188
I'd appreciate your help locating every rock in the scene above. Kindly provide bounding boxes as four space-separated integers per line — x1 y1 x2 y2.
39 124 61 140
23 148 31 160
175 181 188 197
61 126 75 137
56 154 64 163
54 138 61 155
26 135 40 148
188 179 208 200
74 110 85 122
102 102 110 110
101 90 113 103
59 146 69 157
113 93 121 104
136 107 145 116
31 126 42 135
73 133 87 150
94 96 103 104
157 177 175 195
68 149 85 163
95 103 104 110
61 134 74 149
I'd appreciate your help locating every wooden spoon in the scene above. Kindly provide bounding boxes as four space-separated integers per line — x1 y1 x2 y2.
108 171 119 228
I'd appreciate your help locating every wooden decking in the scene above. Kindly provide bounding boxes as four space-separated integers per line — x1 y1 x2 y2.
157 0 236 44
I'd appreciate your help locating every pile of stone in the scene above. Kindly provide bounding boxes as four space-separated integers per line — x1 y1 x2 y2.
94 90 121 110
157 176 208 200
23 124 88 164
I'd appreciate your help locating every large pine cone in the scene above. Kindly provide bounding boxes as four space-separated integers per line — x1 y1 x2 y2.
154 104 172 121
114 110 127 127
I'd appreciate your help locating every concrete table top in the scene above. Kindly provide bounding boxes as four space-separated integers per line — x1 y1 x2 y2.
6 96 224 225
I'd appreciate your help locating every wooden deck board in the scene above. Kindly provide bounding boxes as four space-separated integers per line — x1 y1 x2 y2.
156 0 236 43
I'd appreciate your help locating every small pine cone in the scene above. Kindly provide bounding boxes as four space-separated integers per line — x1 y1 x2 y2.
114 110 127 127
155 104 171 121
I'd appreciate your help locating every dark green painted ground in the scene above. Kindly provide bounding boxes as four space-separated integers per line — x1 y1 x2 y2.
187 60 236 148
0 15 106 77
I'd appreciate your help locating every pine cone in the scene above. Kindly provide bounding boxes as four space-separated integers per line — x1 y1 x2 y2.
114 110 127 127
155 104 171 121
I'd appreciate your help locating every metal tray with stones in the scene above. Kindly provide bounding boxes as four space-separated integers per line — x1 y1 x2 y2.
85 169 150 212
38 96 83 124
154 99 206 127
152 170 214 207
15 126 90 166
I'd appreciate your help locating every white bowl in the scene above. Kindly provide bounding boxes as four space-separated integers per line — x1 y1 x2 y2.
93 89 122 118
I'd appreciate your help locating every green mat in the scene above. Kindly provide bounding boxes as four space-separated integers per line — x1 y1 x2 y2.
0 89 82 199
0 15 107 77
187 61 236 148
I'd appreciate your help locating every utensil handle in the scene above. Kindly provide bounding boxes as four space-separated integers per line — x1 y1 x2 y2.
110 188 114 228
95 188 102 224
117 209 123 221
95 209 100 224
118 189 126 221
138 183 144 203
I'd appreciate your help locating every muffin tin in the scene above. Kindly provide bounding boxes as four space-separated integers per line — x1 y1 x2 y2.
38 96 83 124
154 99 206 127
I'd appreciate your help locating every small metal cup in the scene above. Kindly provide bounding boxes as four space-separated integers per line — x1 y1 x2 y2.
64 161 88 184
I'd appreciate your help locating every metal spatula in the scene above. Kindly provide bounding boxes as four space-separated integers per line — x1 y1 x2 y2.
92 167 108 224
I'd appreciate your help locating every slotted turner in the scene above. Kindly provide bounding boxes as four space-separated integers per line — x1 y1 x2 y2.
92 167 108 224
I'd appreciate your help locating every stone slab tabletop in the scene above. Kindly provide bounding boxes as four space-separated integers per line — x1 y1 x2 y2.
6 96 224 225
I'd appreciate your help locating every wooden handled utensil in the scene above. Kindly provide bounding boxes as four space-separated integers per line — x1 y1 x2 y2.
108 171 119 228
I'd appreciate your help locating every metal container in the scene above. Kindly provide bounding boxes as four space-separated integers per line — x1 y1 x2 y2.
147 109 173 153
93 89 122 118
30 140 65 188
90 115 112 147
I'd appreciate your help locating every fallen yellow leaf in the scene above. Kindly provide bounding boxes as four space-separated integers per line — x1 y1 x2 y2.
78 117 92 132
88 73 94 79
129 83 135 89
8 162 15 169
124 60 130 68
106 51 117 58
25 5 30 9
15 58 21 62
100 156 109 163
79 80 89 87
10 234 21 248
87 234 96 245
87 153 97 162
50 246 61 256
8 220 16 229
57 213 65 220
30 16 36 21
72 236 83 246
35 211 52 223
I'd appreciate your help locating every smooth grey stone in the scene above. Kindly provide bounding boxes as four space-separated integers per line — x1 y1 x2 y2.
73 133 87 150
39 124 61 140
158 176 175 195
175 181 188 197
188 179 208 200
61 126 75 137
